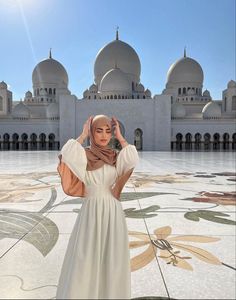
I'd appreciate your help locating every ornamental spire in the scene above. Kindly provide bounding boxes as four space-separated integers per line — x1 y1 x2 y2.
49 48 52 59
116 26 119 40
184 46 186 57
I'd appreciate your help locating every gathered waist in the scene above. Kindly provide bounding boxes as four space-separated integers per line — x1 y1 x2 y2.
85 184 114 197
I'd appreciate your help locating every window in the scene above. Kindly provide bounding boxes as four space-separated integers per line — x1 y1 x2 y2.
178 88 181 95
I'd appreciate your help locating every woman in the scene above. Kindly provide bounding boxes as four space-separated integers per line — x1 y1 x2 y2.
56 114 139 299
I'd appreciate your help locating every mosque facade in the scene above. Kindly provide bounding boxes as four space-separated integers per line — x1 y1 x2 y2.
0 32 235 151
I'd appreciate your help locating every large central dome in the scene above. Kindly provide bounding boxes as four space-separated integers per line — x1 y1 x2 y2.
32 55 68 87
167 56 204 85
94 36 141 86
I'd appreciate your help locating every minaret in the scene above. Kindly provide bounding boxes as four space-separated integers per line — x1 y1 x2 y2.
184 46 186 58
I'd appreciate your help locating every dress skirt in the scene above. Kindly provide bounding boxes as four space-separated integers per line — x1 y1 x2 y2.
56 185 131 299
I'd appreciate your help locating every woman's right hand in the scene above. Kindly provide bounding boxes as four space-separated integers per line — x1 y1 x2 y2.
81 115 94 139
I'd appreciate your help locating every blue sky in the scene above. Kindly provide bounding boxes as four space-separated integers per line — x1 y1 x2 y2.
0 0 235 101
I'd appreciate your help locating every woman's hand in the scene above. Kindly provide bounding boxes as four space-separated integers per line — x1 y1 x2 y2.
81 115 94 139
111 116 123 140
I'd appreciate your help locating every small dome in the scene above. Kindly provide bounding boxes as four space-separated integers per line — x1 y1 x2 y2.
100 68 131 93
46 102 59 118
25 91 32 98
136 83 144 92
202 101 221 119
171 102 186 118
203 89 211 97
83 89 89 98
167 56 204 85
145 88 151 98
227 80 236 88
32 57 68 87
12 102 30 118
89 84 98 92
0 81 7 89
94 39 141 86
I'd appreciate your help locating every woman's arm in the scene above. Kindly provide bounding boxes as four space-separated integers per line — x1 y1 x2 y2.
118 137 128 148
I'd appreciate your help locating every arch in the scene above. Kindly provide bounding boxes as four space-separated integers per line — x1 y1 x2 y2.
176 133 183 151
118 95 121 99
223 133 230 150
110 95 113 99
30 133 37 150
134 128 143 150
114 95 117 99
143 95 146 99
21 133 28 150
183 87 186 95
232 133 236 150
213 133 220 150
39 133 46 150
2 133 10 150
49 133 55 150
185 133 192 150
12 133 19 150
204 133 211 150
194 133 202 150
107 95 109 99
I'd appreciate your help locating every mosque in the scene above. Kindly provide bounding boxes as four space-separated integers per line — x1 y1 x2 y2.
0 30 235 151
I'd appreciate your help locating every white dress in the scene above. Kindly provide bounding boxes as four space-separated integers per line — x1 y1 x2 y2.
56 139 139 299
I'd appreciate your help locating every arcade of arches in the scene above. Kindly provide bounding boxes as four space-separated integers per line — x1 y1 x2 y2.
172 132 236 151
1 130 235 151
0 128 144 151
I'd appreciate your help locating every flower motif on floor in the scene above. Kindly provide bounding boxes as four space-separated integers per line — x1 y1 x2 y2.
129 226 221 271
188 191 236 206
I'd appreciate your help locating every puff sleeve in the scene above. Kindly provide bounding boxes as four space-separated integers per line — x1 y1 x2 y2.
116 144 139 177
59 138 87 182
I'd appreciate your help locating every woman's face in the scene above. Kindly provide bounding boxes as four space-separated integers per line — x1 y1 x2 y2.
94 124 112 146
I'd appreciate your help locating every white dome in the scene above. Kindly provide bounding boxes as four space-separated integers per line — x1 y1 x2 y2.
171 102 186 118
137 83 144 92
32 57 68 87
100 68 131 93
227 80 236 88
145 88 151 98
0 81 7 89
46 102 59 118
89 84 98 92
94 39 141 86
83 89 89 98
203 89 210 97
12 102 30 118
25 91 32 97
202 101 221 119
167 56 204 85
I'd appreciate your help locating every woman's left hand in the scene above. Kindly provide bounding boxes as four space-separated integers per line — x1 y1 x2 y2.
111 116 123 140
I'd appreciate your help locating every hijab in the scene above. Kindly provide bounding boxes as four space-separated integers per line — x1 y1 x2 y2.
57 114 135 201
84 115 118 170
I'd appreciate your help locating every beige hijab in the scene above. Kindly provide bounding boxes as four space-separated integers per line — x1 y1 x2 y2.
57 114 134 201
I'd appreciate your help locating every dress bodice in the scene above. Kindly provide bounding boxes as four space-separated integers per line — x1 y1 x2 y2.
59 138 139 198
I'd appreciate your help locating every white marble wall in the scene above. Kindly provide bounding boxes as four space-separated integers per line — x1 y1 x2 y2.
59 95 172 151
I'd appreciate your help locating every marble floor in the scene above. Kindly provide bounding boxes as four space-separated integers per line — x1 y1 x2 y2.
0 150 235 299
